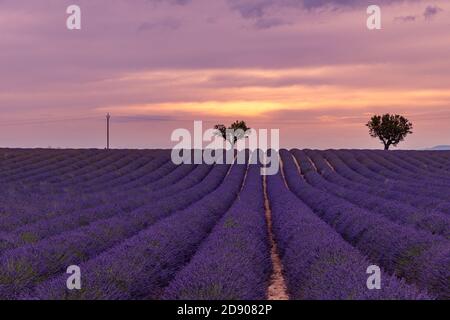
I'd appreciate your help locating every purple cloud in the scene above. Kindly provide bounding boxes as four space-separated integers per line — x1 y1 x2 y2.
424 5 443 20
227 0 418 18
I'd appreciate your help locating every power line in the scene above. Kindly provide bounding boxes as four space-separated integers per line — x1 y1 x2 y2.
0 115 102 127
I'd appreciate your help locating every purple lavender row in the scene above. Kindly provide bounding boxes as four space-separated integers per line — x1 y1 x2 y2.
0 158 174 236
0 149 84 180
280 150 450 299
352 150 450 189
30 163 247 300
387 151 450 177
1 149 126 185
0 150 128 200
0 164 230 299
337 150 437 186
49 151 153 188
0 162 197 238
323 151 450 197
53 151 172 195
0 164 216 294
66 154 170 193
369 150 450 179
88 152 182 192
333 150 450 202
82 158 167 192
347 149 447 185
0 149 104 172
0 151 76 184
417 151 450 167
415 151 450 170
16 150 133 187
162 165 271 300
4 150 157 194
48 152 157 192
0 149 46 170
361 150 450 180
293 150 450 237
62 151 167 187
41 152 150 189
0 164 207 253
347 150 450 201
90 155 180 193
0 156 182 232
319 150 450 214
0 149 85 179
315 150 450 216
49 153 172 203
0 151 169 212
267 171 431 299
363 152 450 193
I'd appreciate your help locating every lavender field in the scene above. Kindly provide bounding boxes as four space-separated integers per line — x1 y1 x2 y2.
0 148 448 300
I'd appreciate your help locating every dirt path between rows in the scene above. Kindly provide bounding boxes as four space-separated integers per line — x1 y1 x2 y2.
263 175 289 300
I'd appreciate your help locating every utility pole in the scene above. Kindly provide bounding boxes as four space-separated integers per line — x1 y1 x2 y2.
106 113 111 150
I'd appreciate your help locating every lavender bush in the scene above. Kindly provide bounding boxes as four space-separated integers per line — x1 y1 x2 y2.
0 148 448 300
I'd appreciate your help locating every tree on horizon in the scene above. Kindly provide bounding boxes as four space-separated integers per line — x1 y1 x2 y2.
366 114 413 150
214 120 251 146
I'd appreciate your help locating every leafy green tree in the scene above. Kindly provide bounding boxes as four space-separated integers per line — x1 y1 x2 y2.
214 121 251 145
366 114 413 150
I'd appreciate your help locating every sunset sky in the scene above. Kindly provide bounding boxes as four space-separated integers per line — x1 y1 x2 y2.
1 0 449 149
